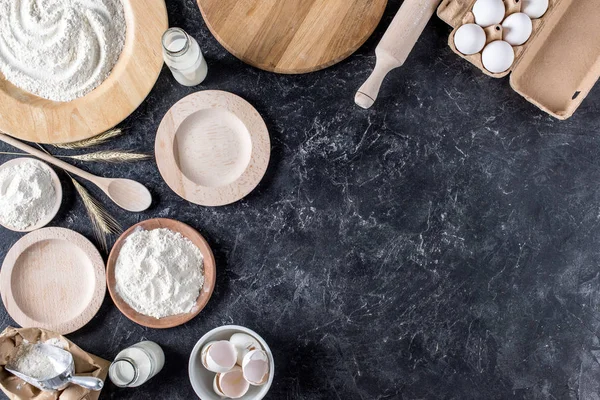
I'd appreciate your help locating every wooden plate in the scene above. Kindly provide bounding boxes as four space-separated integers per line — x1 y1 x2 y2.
0 158 62 232
0 0 168 144
196 0 388 74
0 228 105 334
106 218 216 329
155 91 270 206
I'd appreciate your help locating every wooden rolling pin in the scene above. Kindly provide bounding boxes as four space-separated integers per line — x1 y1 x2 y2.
355 0 441 109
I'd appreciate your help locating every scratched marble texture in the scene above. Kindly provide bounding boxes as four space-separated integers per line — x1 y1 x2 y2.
1 0 600 399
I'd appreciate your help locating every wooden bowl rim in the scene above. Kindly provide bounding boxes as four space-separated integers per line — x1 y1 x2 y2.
106 218 216 329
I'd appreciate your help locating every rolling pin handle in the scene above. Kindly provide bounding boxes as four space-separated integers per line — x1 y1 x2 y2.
355 55 400 109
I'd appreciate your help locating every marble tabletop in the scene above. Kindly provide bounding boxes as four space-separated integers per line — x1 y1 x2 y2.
1 0 600 399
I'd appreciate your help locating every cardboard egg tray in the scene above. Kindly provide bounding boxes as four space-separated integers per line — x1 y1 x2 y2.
437 0 600 119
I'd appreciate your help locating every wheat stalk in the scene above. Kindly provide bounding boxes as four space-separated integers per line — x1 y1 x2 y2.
63 151 150 163
51 128 123 149
70 178 121 251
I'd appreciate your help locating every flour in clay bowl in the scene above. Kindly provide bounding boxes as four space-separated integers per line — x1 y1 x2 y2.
115 228 205 319
0 0 127 102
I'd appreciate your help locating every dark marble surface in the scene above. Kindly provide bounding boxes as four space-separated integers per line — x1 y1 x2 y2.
2 0 600 399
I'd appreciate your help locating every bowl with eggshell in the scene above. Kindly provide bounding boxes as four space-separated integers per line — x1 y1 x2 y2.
189 325 274 400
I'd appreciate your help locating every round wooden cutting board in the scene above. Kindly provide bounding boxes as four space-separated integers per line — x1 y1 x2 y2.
0 0 168 144
196 0 388 74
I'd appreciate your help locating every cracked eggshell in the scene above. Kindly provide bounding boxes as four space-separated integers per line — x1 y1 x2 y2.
201 340 238 373
242 349 270 386
230 333 263 365
213 366 250 399
502 13 533 46
472 0 505 27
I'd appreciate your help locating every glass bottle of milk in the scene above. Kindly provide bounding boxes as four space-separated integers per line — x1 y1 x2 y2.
108 341 165 388
162 27 208 86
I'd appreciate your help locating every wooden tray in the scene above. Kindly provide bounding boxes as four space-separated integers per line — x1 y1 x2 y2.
0 0 168 144
106 218 216 329
155 91 270 206
197 0 388 74
0 228 106 334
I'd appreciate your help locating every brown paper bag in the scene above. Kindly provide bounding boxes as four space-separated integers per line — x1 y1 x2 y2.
0 327 110 400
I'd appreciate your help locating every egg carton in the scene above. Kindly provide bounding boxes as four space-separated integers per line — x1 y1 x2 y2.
437 0 600 119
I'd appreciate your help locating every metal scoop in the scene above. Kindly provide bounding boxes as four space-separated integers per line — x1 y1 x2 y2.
6 343 104 392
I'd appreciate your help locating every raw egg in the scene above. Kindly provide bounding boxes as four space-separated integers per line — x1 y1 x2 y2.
454 24 487 55
522 0 549 19
482 40 515 73
502 12 533 45
472 0 506 27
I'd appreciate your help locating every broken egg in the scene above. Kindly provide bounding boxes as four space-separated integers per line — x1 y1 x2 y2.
242 349 269 386
230 333 262 365
454 24 486 55
213 366 250 399
472 0 505 27
482 40 515 73
522 0 549 19
201 340 238 373
502 13 533 46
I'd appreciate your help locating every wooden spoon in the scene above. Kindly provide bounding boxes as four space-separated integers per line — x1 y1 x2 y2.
0 133 152 212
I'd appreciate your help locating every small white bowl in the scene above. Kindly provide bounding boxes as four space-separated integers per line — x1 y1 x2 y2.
189 325 274 400
0 157 62 232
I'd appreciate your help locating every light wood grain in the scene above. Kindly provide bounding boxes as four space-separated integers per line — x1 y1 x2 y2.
0 0 168 144
355 0 441 109
0 228 106 334
0 158 62 232
106 218 217 329
0 133 152 212
197 0 387 74
155 91 270 207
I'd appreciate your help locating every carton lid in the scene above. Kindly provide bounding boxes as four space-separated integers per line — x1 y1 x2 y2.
509 0 600 119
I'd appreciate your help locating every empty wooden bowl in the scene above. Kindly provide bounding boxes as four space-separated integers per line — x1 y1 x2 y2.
155 90 271 206
106 218 216 329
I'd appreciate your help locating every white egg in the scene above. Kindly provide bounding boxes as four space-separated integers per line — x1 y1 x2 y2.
502 13 533 45
472 0 506 27
230 333 262 365
241 349 270 386
213 366 250 399
454 24 487 55
201 340 238 373
482 40 515 73
522 0 549 19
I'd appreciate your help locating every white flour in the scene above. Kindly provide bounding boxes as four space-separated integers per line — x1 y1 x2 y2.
10 343 59 380
0 0 126 102
115 228 205 319
0 159 57 230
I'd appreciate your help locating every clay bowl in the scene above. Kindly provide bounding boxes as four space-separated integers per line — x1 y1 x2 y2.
106 218 216 328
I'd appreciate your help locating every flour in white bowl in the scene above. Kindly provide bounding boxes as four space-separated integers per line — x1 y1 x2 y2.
0 0 127 102
0 159 57 230
115 228 205 319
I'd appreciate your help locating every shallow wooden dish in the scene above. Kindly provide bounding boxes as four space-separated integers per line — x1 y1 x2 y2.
0 158 62 232
0 228 106 334
0 0 168 144
155 91 271 206
106 218 216 329
197 0 388 74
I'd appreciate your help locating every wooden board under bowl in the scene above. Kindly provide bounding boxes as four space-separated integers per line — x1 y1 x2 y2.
0 0 168 144
197 0 388 74
106 218 216 329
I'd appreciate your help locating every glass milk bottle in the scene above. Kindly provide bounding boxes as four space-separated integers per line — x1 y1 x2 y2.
162 27 208 86
109 341 165 388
